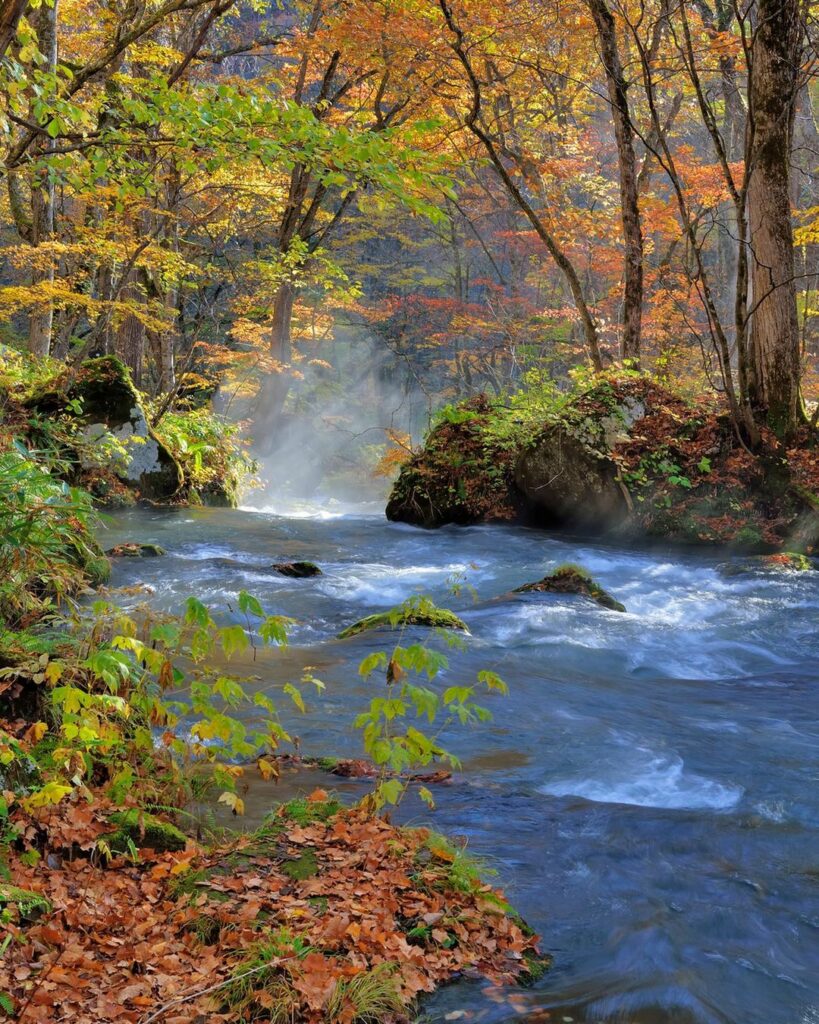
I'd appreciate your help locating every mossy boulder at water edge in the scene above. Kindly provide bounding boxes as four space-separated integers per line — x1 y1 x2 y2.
717 552 816 576
386 374 819 552
386 395 524 528
515 564 627 612
105 542 166 558
338 605 468 639
26 356 182 503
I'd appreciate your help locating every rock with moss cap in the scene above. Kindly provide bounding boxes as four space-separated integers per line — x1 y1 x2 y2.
338 604 468 639
718 552 815 576
105 542 166 558
27 356 182 502
515 564 626 612
104 808 187 853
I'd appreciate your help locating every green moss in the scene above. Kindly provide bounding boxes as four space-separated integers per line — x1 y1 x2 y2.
338 607 467 639
720 552 814 576
281 849 318 880
167 867 209 900
0 882 52 921
515 564 626 612
518 948 552 986
105 809 187 853
734 525 764 549
273 797 342 827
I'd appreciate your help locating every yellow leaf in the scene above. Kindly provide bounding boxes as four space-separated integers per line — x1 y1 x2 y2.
218 791 245 815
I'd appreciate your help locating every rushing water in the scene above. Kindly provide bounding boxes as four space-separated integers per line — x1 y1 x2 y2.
99 503 819 1024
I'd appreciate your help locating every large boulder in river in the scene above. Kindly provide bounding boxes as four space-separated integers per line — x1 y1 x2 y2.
385 395 525 528
386 373 819 552
27 357 182 502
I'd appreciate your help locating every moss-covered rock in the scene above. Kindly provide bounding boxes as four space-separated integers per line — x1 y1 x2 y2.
386 373 819 552
27 356 182 502
270 561 322 578
105 543 166 558
515 564 626 612
718 552 815 576
104 809 187 853
386 396 524 528
338 606 468 639
0 883 52 921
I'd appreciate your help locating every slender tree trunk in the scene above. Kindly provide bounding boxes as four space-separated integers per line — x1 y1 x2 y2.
27 0 58 358
587 0 643 365
747 0 803 437
0 0 29 58
116 270 145 387
439 0 604 371
259 281 295 428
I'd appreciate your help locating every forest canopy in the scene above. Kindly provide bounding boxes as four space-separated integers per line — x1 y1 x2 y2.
0 0 816 447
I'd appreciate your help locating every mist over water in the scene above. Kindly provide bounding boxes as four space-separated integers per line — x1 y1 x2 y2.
242 333 429 517
100 502 819 1024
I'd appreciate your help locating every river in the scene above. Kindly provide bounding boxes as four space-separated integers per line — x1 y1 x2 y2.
99 501 819 1024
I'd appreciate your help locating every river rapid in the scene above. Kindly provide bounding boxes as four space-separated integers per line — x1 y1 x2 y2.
100 501 819 1024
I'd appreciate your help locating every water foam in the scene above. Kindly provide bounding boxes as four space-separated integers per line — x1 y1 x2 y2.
540 749 743 811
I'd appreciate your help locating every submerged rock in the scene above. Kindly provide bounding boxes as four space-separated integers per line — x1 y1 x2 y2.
270 561 322 578
515 564 626 612
105 542 166 558
338 606 468 639
718 552 815 576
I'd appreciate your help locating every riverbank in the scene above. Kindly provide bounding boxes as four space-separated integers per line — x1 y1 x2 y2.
0 440 544 1022
0 780 543 1023
386 371 819 552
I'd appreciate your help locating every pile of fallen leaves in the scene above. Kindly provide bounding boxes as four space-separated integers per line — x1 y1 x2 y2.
1 789 542 1023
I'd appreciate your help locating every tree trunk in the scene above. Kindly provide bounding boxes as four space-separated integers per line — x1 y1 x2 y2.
587 0 643 365
116 270 145 387
0 0 29 58
27 0 58 359
257 281 295 434
747 0 803 437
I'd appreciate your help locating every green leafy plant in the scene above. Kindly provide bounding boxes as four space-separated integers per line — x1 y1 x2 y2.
354 597 507 813
2 592 322 816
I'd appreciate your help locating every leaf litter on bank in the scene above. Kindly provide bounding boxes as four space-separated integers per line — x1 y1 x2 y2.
0 788 542 1023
